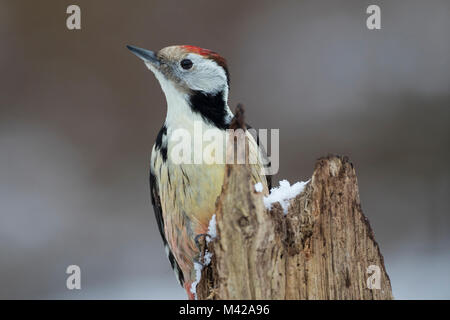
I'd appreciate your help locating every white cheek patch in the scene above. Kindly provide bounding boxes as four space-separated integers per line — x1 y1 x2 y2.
183 54 228 94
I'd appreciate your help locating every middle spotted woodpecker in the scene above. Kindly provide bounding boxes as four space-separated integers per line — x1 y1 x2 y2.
127 44 271 299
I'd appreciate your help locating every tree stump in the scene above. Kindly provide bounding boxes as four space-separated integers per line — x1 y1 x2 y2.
197 154 393 300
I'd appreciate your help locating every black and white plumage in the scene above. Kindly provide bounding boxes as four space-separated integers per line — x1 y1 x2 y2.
127 44 270 299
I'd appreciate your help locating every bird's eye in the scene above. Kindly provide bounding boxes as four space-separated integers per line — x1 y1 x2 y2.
180 59 193 70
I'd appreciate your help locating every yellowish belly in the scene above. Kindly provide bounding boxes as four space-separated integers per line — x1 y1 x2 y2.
155 157 225 281
151 130 268 283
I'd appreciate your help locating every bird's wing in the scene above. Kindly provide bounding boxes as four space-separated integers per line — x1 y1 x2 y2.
246 122 272 190
150 161 185 286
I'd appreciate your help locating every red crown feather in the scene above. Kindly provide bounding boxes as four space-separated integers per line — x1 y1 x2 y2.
181 45 229 83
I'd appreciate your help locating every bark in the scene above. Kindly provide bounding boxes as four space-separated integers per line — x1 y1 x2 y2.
196 153 393 300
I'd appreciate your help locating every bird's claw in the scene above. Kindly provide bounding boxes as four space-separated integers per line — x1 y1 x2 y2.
194 233 211 264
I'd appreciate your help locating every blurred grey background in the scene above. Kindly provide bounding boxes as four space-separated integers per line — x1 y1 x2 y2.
0 0 449 299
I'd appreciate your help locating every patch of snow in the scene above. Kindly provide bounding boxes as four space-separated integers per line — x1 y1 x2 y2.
254 182 264 192
190 261 203 300
204 250 213 266
263 179 309 214
190 248 214 300
206 214 217 243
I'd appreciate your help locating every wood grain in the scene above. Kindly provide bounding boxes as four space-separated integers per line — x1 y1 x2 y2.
197 150 392 299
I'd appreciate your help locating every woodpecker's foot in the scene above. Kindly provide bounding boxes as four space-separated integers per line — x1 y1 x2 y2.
194 233 210 251
194 233 211 263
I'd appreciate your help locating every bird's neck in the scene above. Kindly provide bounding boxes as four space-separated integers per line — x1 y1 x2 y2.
162 82 233 131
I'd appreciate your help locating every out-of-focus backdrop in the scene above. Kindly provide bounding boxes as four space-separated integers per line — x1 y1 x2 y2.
1 0 449 299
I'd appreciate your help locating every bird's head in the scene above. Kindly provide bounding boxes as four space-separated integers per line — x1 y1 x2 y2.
127 44 229 98
127 44 232 128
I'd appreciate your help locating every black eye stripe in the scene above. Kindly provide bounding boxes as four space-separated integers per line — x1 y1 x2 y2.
180 59 193 70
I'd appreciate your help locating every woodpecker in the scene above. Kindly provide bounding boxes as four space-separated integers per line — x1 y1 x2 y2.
127 44 270 299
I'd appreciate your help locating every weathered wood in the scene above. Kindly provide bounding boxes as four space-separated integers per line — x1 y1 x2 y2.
281 156 393 299
197 138 392 299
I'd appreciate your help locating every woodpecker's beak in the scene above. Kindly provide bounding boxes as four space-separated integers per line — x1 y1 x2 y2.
126 45 160 66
